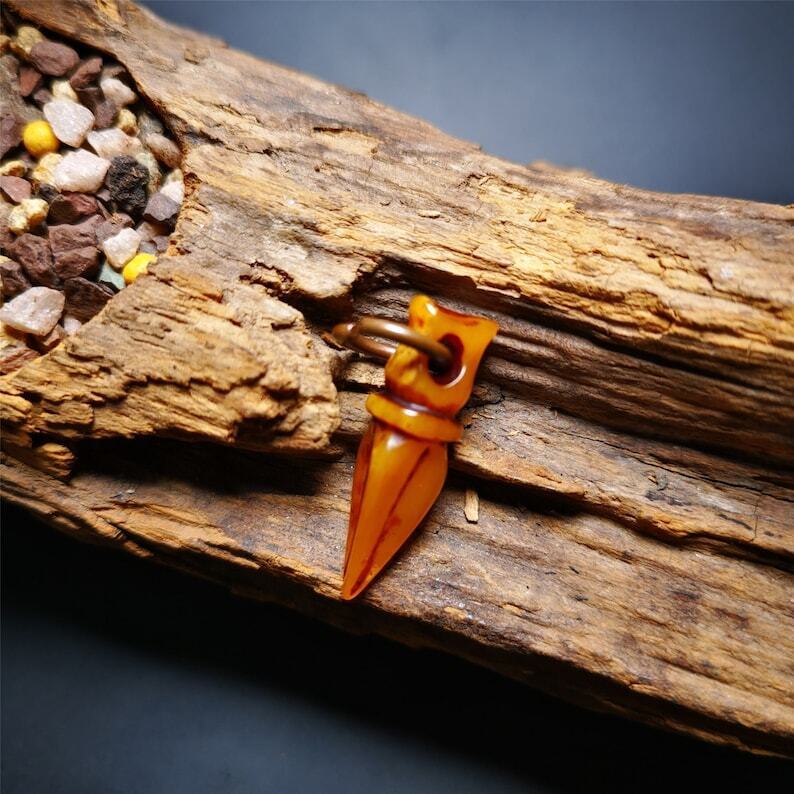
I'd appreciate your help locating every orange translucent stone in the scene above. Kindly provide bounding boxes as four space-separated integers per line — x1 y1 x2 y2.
341 295 498 599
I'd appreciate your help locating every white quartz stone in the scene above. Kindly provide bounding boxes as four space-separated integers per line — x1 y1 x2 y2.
53 149 110 193
0 287 65 336
102 227 141 269
87 128 142 159
62 314 83 335
100 77 137 107
43 99 95 147
160 178 184 205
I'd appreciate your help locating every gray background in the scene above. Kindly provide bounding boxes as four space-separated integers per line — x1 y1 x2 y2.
146 0 793 204
3 2 794 792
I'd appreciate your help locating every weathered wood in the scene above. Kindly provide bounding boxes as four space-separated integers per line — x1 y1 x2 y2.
1 0 793 756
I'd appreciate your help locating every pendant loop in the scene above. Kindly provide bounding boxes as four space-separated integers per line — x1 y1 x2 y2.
331 316 453 370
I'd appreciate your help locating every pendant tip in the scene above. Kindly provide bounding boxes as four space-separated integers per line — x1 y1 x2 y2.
341 548 383 600
340 586 358 601
340 568 368 601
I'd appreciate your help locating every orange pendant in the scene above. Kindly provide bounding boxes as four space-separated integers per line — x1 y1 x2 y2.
341 295 498 599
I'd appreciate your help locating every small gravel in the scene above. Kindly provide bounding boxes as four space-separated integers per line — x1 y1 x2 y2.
102 226 141 269
8 198 48 234
160 178 184 205
54 149 110 192
8 233 55 286
31 152 62 186
0 286 65 336
1 16 182 364
100 77 137 107
0 255 32 298
44 98 95 147
69 57 103 90
28 40 79 76
62 314 82 334
0 175 32 203
145 132 181 169
87 128 142 159
51 79 79 102
105 155 149 215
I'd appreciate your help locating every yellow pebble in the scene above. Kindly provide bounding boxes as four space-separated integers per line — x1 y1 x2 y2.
122 253 156 284
23 120 59 158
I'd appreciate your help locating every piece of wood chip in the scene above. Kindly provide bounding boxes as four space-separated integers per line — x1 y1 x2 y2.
464 489 479 523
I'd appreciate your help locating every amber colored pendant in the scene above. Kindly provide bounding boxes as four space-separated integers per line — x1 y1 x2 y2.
333 295 498 599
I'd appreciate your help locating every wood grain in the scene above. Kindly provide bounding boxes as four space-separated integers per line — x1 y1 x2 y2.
1 0 792 756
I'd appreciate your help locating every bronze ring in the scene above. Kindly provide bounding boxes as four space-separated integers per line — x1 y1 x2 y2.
331 316 453 369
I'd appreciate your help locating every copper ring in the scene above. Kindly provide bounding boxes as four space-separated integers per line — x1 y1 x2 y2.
331 317 453 369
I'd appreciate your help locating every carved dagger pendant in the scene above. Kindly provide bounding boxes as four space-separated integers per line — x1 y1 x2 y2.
340 295 498 600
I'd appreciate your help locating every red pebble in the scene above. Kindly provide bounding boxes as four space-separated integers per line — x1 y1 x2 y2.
28 41 80 77
18 65 43 97
0 176 32 204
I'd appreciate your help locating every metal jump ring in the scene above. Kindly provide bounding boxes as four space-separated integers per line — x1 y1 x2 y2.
331 316 453 370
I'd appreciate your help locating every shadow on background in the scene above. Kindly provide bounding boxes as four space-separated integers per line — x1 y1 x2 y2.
2 504 792 794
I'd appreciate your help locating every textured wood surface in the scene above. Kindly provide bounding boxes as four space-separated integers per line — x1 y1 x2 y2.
1 0 793 756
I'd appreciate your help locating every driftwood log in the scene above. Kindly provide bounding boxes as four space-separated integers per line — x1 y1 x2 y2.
2 0 793 756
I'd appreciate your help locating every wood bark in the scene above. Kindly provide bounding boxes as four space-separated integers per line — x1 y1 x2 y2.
1 0 793 756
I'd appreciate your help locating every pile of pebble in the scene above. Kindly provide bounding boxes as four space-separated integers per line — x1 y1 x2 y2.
0 17 184 372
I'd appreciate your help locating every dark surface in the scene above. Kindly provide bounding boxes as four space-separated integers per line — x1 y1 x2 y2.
3 505 793 794
4 2 794 792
